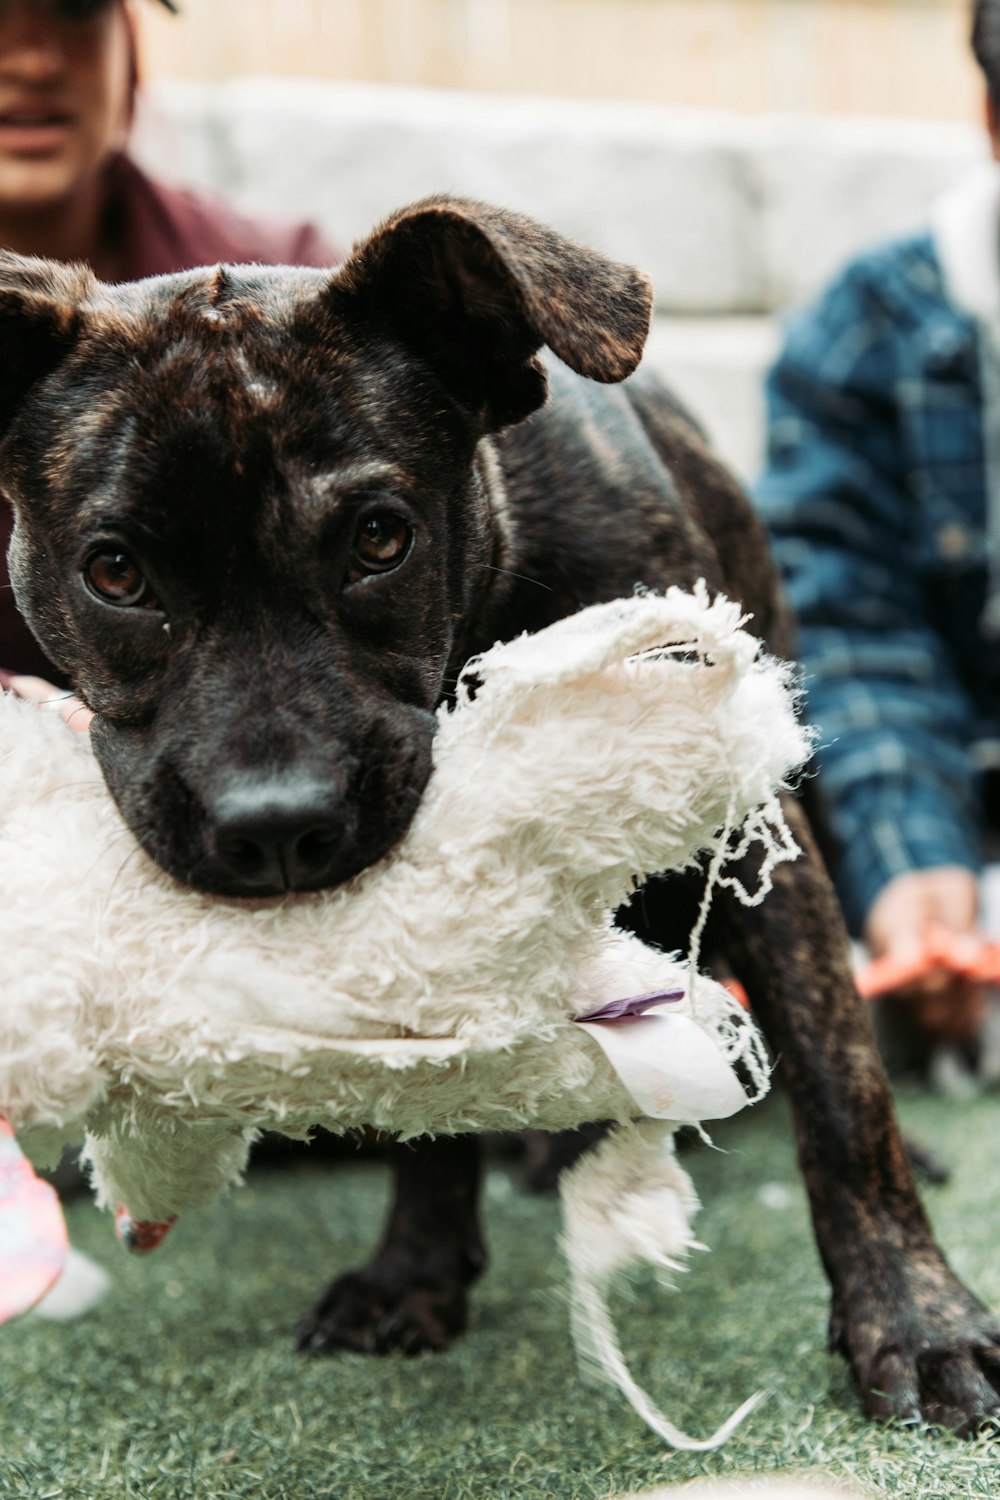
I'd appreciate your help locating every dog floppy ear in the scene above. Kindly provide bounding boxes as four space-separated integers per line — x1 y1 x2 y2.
0 253 92 443
333 196 654 430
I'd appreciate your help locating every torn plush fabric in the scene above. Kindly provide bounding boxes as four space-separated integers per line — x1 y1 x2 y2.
0 585 811 1447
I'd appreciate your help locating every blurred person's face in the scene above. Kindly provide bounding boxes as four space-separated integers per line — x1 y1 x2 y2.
0 0 131 216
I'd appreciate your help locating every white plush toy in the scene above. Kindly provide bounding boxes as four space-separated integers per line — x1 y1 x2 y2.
0 585 810 1449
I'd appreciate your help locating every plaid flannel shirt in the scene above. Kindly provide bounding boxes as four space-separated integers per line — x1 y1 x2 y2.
754 231 997 935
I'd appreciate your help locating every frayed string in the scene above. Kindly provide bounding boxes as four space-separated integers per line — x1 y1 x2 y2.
560 1122 770 1450
686 788 738 1015
570 1271 770 1450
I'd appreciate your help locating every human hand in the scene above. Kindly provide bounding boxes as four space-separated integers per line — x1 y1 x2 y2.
863 867 984 1043
0 672 93 733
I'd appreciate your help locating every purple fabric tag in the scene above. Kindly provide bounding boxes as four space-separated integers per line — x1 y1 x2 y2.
574 988 684 1024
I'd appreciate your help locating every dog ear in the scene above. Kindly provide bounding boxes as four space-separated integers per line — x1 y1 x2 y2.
0 253 92 443
333 196 654 430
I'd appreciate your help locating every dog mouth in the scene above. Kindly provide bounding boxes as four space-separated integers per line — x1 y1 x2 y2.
177 797 424 900
116 750 434 900
90 698 438 900
192 806 362 899
187 842 383 900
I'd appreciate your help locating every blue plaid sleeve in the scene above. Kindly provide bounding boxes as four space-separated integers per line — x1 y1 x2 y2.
754 258 981 935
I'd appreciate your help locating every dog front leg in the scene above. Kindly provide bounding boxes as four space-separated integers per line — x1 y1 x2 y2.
716 795 1000 1432
298 1133 487 1356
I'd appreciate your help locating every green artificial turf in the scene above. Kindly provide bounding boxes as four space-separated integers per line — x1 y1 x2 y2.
3 1089 1000 1500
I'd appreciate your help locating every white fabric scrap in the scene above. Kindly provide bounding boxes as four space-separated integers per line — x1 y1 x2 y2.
560 1120 768 1450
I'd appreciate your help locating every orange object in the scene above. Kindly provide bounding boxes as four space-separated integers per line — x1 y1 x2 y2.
856 925 1000 1000
721 977 751 1010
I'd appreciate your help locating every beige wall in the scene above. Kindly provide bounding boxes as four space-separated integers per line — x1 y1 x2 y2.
138 0 982 120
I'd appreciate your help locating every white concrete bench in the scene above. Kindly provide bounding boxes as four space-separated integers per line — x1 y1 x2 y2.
134 81 985 479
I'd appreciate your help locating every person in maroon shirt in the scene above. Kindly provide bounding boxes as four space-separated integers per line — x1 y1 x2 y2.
0 0 339 699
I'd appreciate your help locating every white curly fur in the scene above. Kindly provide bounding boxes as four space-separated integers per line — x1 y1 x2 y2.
0 586 809 1205
0 586 810 1447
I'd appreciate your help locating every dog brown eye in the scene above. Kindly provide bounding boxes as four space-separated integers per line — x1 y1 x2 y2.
351 513 412 578
84 551 152 608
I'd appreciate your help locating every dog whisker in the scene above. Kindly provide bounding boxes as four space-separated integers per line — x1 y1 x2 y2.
100 840 151 919
25 780 106 812
96 823 144 856
475 562 554 591
398 782 426 814
86 822 145 890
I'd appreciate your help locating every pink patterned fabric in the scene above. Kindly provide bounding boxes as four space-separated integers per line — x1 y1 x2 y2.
0 1120 68 1324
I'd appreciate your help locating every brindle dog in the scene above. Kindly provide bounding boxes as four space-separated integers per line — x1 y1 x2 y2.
2 198 999 1431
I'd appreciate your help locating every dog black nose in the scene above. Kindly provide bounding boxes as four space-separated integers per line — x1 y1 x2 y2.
208 778 346 893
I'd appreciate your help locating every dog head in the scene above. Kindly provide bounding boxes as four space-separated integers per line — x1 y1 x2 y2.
0 196 651 895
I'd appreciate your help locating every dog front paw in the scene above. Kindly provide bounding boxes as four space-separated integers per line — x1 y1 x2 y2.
831 1246 1000 1434
297 1248 482 1357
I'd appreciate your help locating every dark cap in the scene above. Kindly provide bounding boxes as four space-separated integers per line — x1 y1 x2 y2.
63 0 180 12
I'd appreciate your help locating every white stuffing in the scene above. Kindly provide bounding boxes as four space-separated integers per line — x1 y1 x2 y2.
0 585 811 1447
